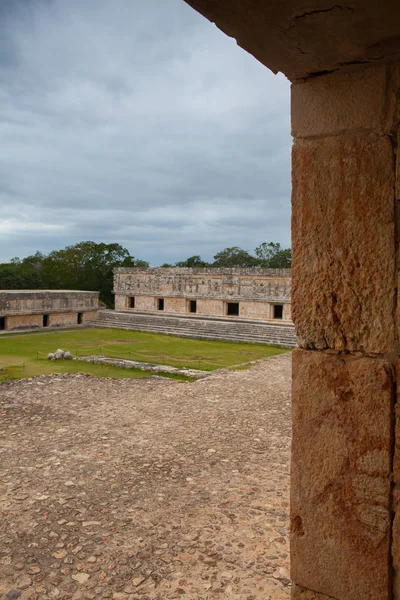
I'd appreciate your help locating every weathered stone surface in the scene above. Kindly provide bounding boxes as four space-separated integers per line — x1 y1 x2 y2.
292 133 395 353
291 584 333 599
75 354 210 379
114 267 291 301
92 309 297 348
292 65 396 138
114 267 292 322
390 360 400 596
184 0 400 80
0 290 99 332
291 350 392 600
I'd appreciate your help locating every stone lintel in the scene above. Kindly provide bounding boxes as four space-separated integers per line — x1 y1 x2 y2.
292 64 399 139
184 0 400 80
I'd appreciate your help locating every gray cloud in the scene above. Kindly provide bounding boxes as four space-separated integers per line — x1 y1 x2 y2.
0 0 291 265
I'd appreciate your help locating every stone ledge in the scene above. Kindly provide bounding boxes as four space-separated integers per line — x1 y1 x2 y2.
114 267 292 276
75 355 210 379
0 308 99 316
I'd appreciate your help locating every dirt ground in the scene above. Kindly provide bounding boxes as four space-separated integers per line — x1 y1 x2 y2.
0 353 292 600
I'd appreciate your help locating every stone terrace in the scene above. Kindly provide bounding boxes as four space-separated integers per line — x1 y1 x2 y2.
0 353 291 600
89 310 297 348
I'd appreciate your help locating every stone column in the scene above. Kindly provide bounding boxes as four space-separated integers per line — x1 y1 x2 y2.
290 64 400 600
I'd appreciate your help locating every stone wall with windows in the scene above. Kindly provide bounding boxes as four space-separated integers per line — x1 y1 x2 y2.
0 290 99 331
113 267 292 323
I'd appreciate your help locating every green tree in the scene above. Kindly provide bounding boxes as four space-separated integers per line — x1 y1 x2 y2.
42 241 148 306
254 242 292 268
212 246 257 268
175 255 209 268
0 252 46 290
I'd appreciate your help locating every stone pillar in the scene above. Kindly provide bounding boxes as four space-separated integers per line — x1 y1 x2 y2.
290 64 400 600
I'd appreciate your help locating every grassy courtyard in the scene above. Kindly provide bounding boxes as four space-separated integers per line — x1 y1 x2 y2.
0 327 289 381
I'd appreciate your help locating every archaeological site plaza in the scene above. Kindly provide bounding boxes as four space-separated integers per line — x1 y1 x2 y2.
3 1 400 598
180 1 400 599
0 290 99 332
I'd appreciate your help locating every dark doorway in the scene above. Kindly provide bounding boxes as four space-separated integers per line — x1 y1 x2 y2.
158 298 164 311
43 315 49 327
273 304 283 319
129 296 135 308
0 317 5 331
77 312 83 324
227 302 239 316
189 300 197 313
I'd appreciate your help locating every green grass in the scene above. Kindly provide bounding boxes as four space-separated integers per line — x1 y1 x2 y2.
0 328 289 382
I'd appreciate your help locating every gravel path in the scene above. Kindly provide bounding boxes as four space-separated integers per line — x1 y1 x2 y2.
0 353 291 600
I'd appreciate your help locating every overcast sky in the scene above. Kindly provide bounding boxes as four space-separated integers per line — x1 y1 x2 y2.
0 0 291 266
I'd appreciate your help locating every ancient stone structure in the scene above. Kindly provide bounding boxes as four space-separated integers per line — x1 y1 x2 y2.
0 290 99 331
90 309 297 347
183 2 400 599
114 267 292 322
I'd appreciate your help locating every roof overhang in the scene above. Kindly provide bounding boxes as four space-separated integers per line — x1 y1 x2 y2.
184 0 400 80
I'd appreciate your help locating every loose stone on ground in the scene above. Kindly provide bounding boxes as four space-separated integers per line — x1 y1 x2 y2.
0 353 291 599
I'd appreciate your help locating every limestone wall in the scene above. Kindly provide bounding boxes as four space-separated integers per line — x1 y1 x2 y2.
48 313 81 327
113 268 292 323
0 290 99 331
114 267 291 301
0 291 99 316
196 298 225 317
81 311 99 323
290 64 399 600
5 314 43 330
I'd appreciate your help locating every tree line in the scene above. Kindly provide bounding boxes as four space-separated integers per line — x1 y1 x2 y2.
0 240 291 307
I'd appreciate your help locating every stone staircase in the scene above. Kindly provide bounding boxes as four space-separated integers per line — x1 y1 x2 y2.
88 310 296 348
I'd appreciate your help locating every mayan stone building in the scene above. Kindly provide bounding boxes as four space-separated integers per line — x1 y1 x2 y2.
113 267 292 323
0 290 99 331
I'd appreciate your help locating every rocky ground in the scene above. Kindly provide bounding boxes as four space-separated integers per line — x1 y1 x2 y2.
0 353 292 600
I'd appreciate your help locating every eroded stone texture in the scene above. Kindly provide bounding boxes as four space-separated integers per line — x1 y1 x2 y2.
292 133 395 353
114 267 292 322
291 350 392 600
183 0 400 80
0 291 99 331
292 65 397 138
390 360 400 597
291 585 335 600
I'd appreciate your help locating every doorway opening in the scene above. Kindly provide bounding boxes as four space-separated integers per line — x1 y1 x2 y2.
77 312 83 324
0 317 5 331
43 315 49 327
189 300 197 313
273 304 283 319
129 297 135 308
227 302 239 316
158 298 164 311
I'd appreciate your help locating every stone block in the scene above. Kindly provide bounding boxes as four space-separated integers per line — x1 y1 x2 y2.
390 360 400 593
291 350 392 600
292 133 395 353
291 65 396 138
291 585 334 600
